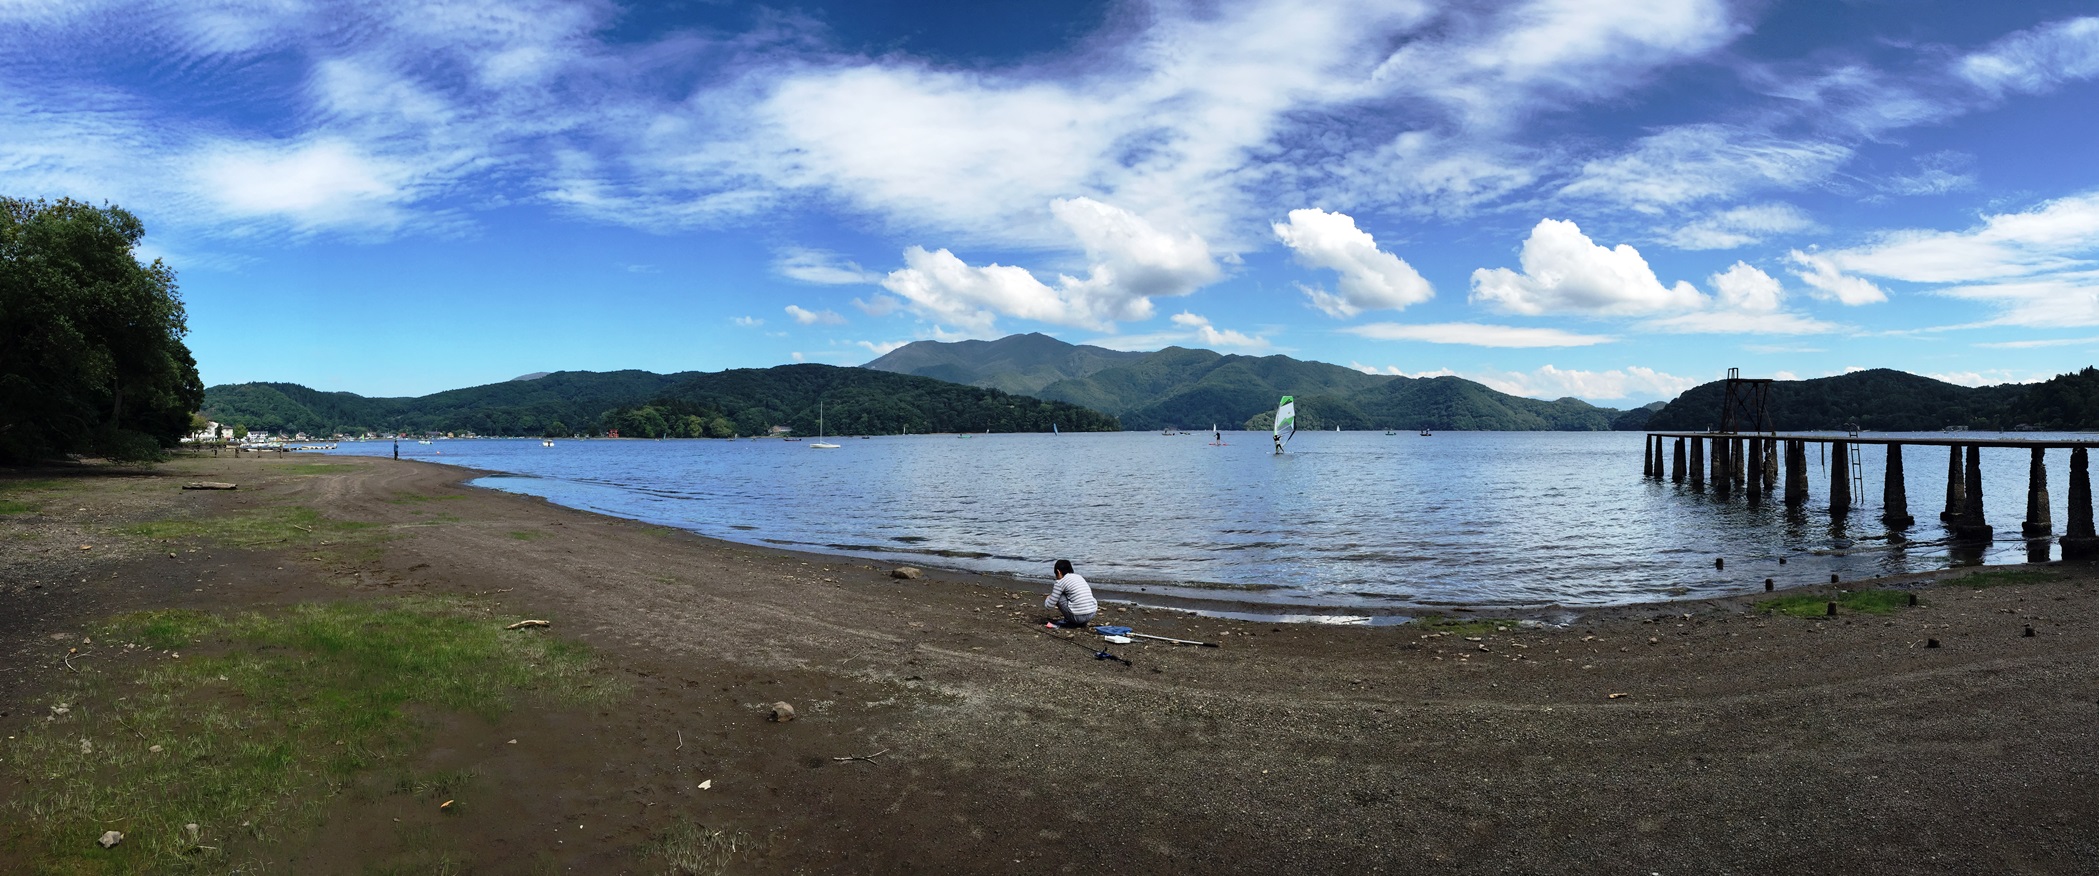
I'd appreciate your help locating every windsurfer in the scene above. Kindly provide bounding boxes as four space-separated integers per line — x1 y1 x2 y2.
1044 559 1098 628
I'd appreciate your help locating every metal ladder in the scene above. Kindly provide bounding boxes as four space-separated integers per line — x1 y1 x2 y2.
1846 423 1866 505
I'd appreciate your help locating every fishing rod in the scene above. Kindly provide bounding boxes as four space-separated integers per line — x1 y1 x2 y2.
1036 626 1131 666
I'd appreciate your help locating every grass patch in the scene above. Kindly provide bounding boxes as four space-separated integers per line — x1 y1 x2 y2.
649 821 760 876
1945 569 2061 589
506 530 545 541
1 598 621 874
1757 589 1914 617
123 505 380 549
1407 615 1517 636
0 498 38 515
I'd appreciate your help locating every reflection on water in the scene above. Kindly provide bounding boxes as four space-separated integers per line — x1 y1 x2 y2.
317 431 2081 609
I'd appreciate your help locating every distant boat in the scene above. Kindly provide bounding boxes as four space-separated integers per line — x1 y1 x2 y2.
811 400 840 449
1420 428 1433 437
1384 429 1396 436
542 439 554 447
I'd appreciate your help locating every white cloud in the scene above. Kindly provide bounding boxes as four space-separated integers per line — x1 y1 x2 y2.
856 339 909 356
1957 17 2099 97
1666 203 1818 250
731 316 762 327
1168 312 1271 351
1559 126 1850 213
879 198 1220 332
1807 191 2099 284
776 248 881 285
1787 250 1889 305
1925 370 2048 387
189 137 415 232
784 304 846 325
1354 363 1699 402
1272 208 1432 318
1471 219 1704 315
1342 322 1614 347
852 295 902 317
1975 336 2099 349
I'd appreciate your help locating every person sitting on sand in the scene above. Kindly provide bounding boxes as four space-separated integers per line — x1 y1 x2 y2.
1045 559 1098 628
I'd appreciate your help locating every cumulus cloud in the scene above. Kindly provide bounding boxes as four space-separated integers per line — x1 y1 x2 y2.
1342 322 1614 347
879 198 1220 333
1471 219 1704 315
784 304 846 325
1786 250 1889 305
1666 203 1818 250
1272 208 1433 318
1642 263 1839 334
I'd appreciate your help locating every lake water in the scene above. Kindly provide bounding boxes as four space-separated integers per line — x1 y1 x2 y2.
316 431 2078 613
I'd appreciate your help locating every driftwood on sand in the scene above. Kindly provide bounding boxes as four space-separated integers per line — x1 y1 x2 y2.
182 482 238 490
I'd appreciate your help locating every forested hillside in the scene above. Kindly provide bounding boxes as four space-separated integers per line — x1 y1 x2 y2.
202 365 1119 437
1642 369 2027 432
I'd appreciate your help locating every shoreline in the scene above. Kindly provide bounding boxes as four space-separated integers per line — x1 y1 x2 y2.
5 453 2098 873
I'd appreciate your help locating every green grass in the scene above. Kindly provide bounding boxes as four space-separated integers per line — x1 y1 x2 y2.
650 821 759 876
1944 569 2061 589
1756 589 1915 617
123 506 380 549
0 598 621 874
0 498 37 515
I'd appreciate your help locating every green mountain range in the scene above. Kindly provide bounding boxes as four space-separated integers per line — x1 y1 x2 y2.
865 334 1626 431
203 364 1119 437
1641 368 2076 432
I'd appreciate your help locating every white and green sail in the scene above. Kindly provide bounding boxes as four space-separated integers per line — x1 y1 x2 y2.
1273 395 1295 451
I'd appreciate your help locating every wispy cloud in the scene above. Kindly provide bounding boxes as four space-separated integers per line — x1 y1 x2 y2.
1665 203 1819 250
1342 322 1614 348
775 247 881 285
784 304 846 326
1350 362 1700 402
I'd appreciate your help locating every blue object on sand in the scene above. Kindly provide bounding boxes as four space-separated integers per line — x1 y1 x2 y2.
1093 625 1133 636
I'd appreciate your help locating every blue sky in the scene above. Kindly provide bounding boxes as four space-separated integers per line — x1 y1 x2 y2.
6 0 2098 404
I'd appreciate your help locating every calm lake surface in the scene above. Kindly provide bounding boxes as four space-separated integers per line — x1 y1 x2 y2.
319 431 2079 613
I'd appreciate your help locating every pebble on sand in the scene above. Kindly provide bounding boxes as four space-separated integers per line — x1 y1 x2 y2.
769 702 796 722
890 567 923 580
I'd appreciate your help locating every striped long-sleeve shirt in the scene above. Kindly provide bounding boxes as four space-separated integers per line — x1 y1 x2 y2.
1046 571 1098 620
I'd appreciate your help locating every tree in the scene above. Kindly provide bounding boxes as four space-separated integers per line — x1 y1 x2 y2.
0 197 203 462
543 420 567 439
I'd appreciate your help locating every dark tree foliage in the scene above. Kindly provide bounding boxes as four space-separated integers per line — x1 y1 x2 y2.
2005 367 2099 429
202 364 1119 438
1643 369 2028 432
0 197 202 462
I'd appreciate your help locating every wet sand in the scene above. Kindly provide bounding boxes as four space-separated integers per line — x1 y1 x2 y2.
4 454 2097 873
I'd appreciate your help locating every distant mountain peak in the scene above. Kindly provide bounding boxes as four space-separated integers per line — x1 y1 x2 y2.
510 372 550 382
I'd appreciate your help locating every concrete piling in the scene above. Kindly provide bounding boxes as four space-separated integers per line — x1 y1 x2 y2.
1689 435 1704 490
1829 440 1852 514
1643 436 1653 478
1882 443 1913 527
1672 438 1686 483
2063 447 2098 560
1942 445 1965 521
1953 444 1992 542
2023 448 2051 536
1747 438 1765 497
1732 438 1746 485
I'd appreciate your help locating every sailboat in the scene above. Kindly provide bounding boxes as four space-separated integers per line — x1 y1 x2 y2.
810 400 840 449
1052 422 1059 435
1272 396 1295 455
1209 423 1226 446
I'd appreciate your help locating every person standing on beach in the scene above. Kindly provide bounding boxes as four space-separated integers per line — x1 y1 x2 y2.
1045 559 1097 628
392 439 399 460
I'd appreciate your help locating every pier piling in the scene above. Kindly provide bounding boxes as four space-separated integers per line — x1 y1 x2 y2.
1711 437 1730 498
1942 445 1965 521
2023 448 2051 536
1689 436 1704 490
1764 438 1778 491
1747 439 1765 498
1953 445 1992 542
2064 448 2099 560
1784 439 1809 507
1829 440 1852 514
1732 438 1746 485
1672 438 1685 483
1882 443 1913 527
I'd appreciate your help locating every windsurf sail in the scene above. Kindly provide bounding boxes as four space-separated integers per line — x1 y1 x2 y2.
1053 422 1059 435
1212 424 1220 443
1273 395 1295 452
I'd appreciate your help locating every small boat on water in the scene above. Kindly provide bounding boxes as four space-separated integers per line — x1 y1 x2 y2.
811 400 840 449
1419 428 1433 436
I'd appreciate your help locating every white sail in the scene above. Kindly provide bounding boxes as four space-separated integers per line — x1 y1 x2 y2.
1273 396 1295 452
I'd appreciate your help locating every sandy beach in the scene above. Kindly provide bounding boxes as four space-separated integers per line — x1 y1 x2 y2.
4 453 2097 873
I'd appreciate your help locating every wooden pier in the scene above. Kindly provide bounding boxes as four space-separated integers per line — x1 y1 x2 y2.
1640 431 2099 559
